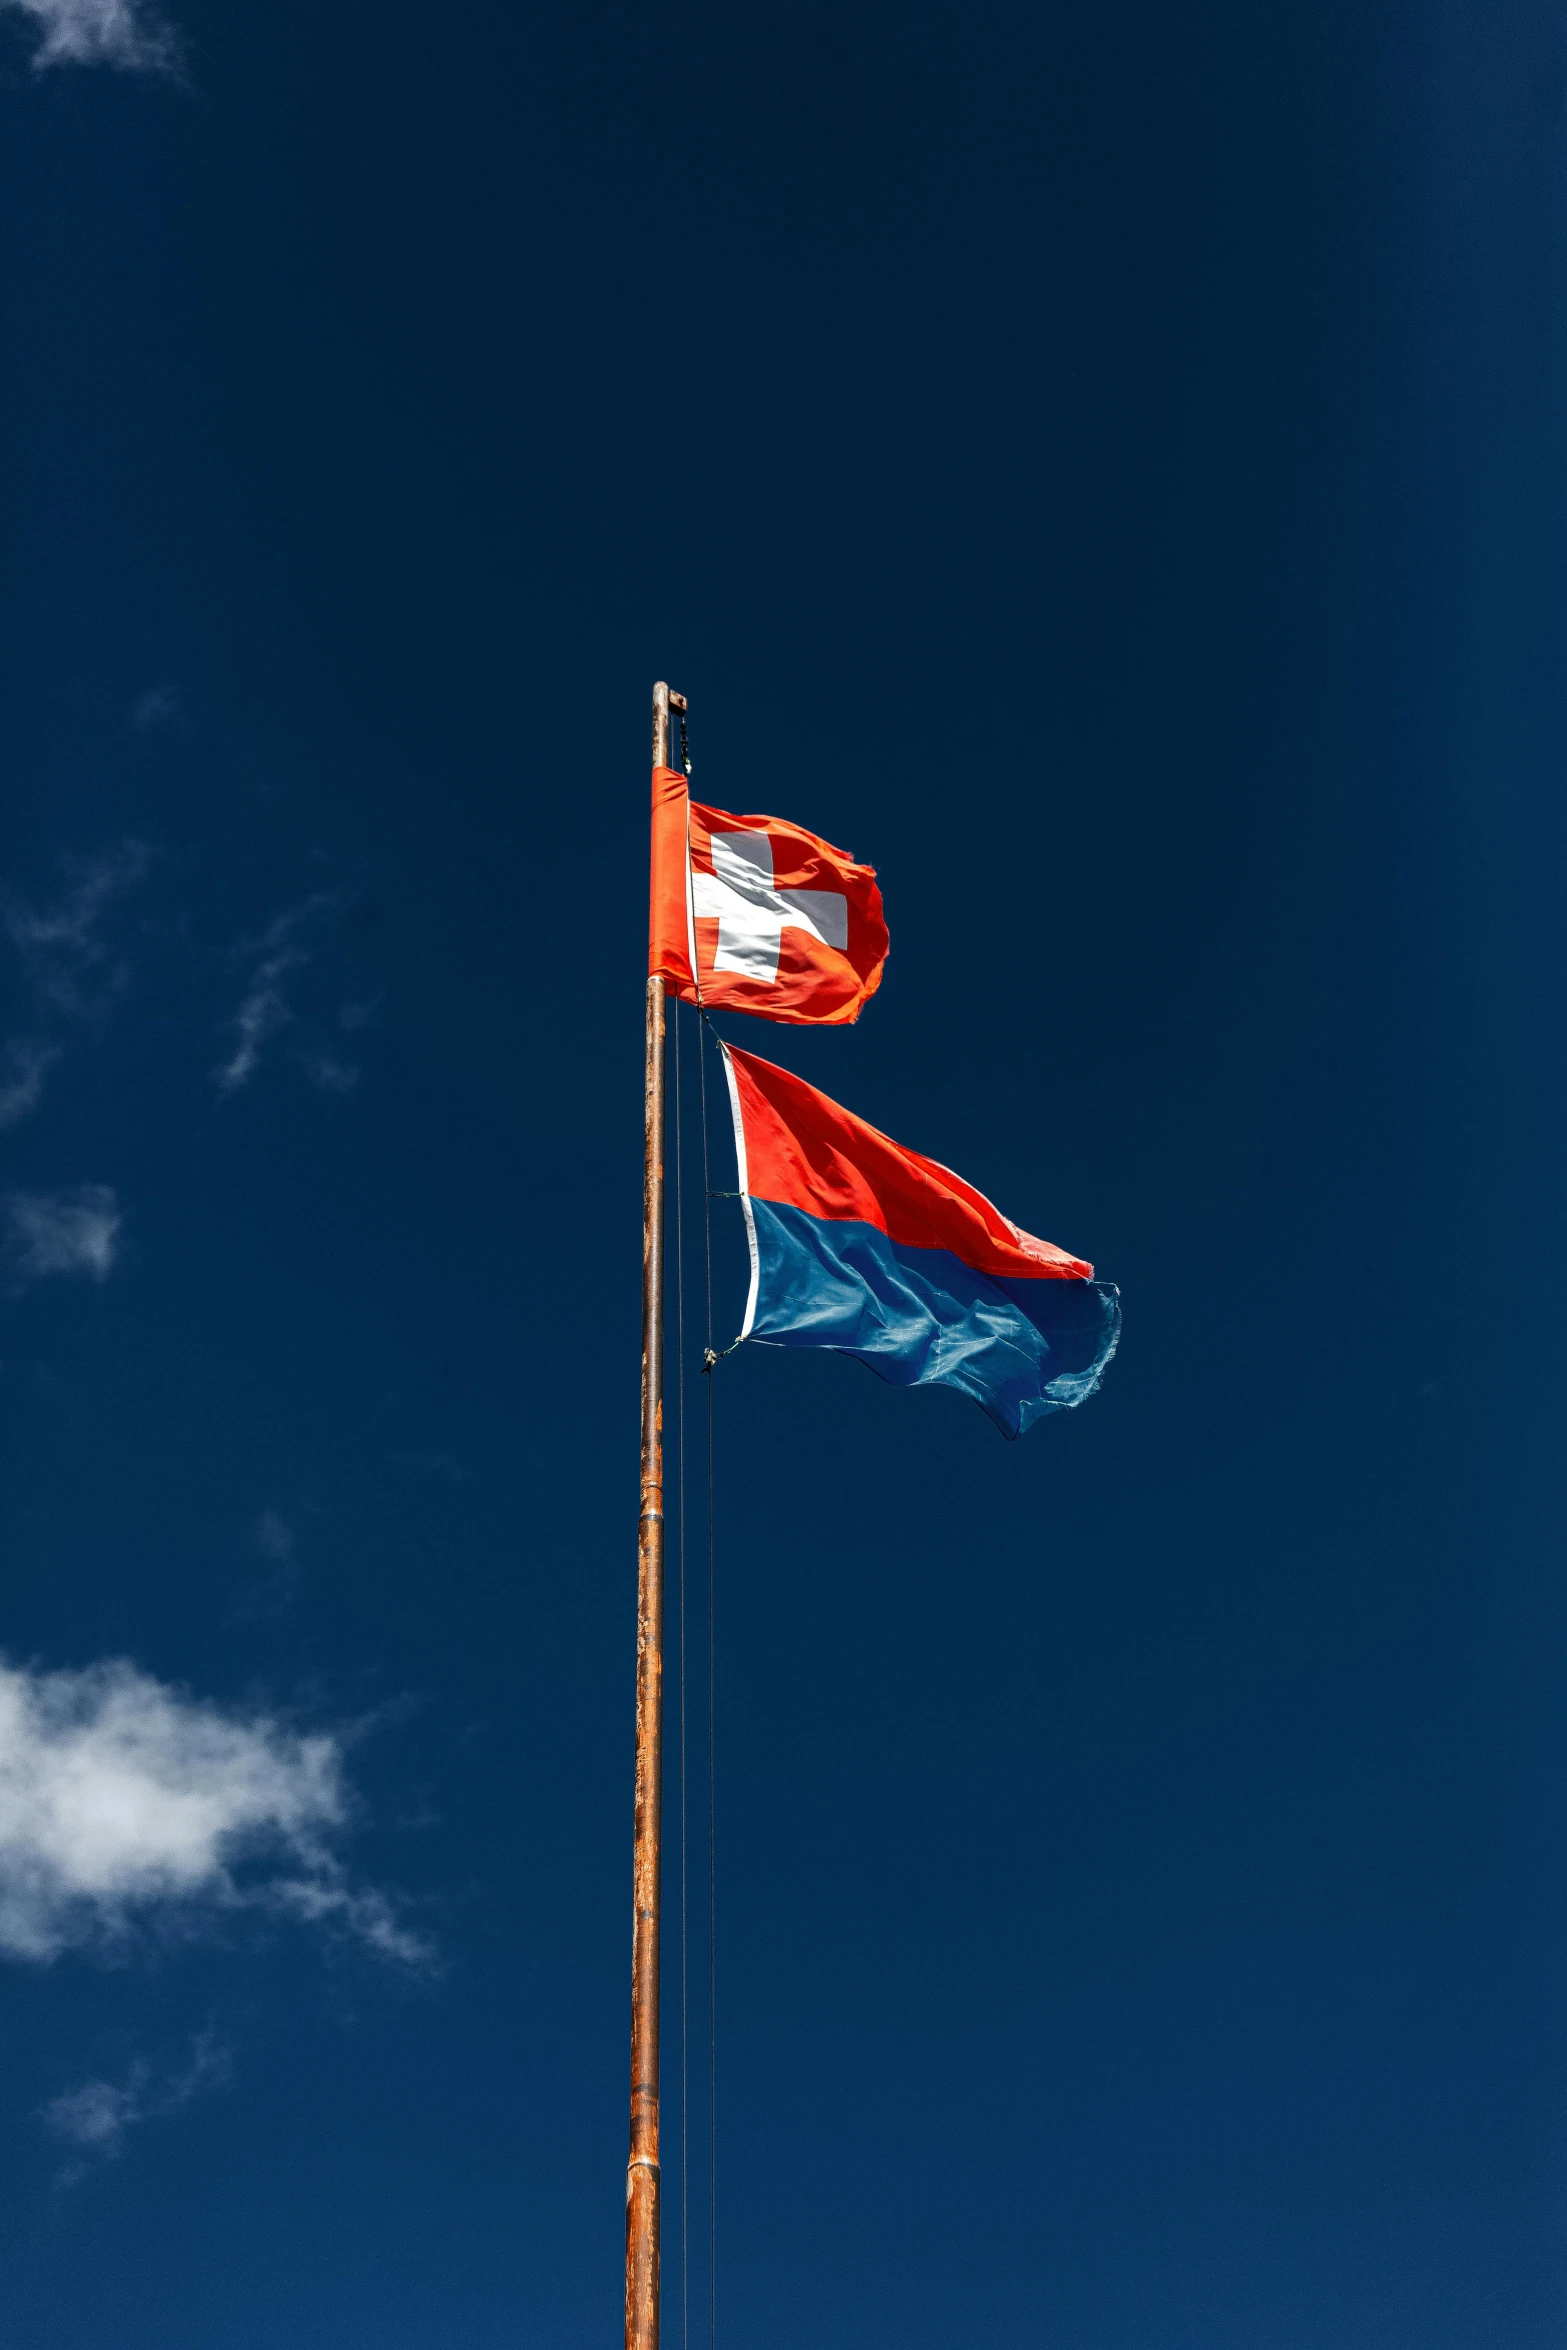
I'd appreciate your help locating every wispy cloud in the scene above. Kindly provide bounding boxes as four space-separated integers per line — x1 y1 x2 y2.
0 0 180 73
0 850 373 1115
253 1511 294 1566
0 846 151 1130
216 894 359 1097
231 1511 302 1622
297 1048 360 1095
3 844 152 1018
0 1042 58 1132
0 1656 426 1966
4 1186 120 1287
131 684 182 732
45 2033 230 2175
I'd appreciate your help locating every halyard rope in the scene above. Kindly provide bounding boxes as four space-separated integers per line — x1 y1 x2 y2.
673 993 690 2350
675 702 720 2349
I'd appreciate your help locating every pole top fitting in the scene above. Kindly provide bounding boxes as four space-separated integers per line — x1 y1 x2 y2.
667 690 687 712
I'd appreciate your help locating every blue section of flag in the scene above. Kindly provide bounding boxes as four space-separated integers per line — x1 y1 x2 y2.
745 1198 1121 1439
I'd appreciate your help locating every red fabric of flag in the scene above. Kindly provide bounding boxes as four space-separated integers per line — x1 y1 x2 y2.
648 767 888 1026
725 1045 1093 1279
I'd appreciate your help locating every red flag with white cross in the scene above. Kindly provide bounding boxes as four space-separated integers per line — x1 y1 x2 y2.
648 766 889 1026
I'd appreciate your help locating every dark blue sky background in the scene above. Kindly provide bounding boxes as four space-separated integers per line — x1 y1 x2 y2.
0 0 1564 2341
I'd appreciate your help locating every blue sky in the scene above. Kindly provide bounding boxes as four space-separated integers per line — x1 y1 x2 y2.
0 0 1563 2342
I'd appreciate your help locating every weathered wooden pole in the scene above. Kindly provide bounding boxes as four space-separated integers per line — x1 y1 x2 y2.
627 679 684 2350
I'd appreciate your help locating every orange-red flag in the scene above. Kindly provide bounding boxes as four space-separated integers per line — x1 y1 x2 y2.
648 766 888 1026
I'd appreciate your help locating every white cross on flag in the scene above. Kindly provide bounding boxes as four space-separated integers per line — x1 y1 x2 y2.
650 766 888 1026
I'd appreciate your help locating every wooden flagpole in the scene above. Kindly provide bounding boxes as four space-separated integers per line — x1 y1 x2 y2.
628 679 683 2350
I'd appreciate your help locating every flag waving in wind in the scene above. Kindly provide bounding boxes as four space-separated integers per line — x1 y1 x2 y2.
649 766 888 1024
720 1044 1120 1437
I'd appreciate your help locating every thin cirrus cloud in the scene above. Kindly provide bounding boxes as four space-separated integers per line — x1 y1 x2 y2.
2 842 152 1017
253 1511 295 1566
45 2033 231 2175
230 1511 303 1623
0 0 179 73
0 1656 426 1966
0 851 372 1112
0 1041 58 1133
216 894 363 1098
0 844 151 1129
4 1185 120 1288
131 684 182 731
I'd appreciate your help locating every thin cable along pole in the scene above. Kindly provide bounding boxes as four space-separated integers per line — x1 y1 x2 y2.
676 705 719 2350
628 679 685 2350
680 716 720 2350
674 696 697 2350
673 983 690 2350
696 1005 719 2350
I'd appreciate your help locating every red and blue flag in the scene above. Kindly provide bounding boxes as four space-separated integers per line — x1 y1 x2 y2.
720 1045 1120 1438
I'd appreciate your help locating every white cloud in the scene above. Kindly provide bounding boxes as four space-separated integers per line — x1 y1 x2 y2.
0 1042 57 1132
131 684 181 730
3 845 151 1014
46 2072 139 2151
0 1657 425 1966
215 945 307 1093
0 847 152 1128
45 2033 230 2169
216 894 353 1097
253 1512 295 1565
5 1186 120 1285
229 1512 302 1620
299 1049 360 1095
0 0 179 73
